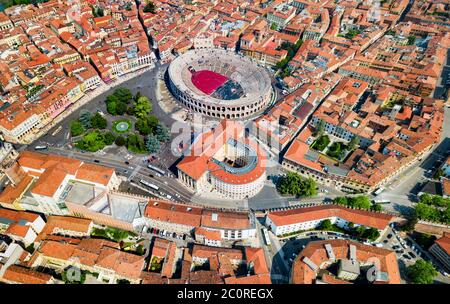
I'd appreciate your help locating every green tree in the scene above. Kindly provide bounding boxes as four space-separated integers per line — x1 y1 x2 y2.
415 203 441 222
113 87 132 104
407 260 437 284
135 115 158 136
155 123 170 142
355 226 366 237
363 228 380 241
371 203 382 212
116 102 127 115
314 120 325 137
75 131 106 152
419 193 433 205
70 120 84 137
133 96 152 119
277 172 317 197
106 94 119 115
91 113 107 129
402 212 418 232
349 195 371 210
143 1 156 13
407 35 416 45
115 135 126 146
79 110 92 129
134 91 142 102
319 219 332 230
347 136 360 151
333 196 348 205
127 134 146 153
104 132 116 145
146 134 161 153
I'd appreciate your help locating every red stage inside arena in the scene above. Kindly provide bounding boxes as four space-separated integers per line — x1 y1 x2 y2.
191 70 228 95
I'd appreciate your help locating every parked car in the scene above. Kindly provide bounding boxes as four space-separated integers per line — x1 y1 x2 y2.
402 254 411 260
408 252 417 259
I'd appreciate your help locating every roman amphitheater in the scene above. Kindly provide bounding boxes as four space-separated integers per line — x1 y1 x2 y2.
167 49 273 120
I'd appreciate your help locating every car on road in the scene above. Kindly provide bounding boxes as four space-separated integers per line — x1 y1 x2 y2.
383 240 389 243
94 160 100 163
387 234 393 239
125 161 130 165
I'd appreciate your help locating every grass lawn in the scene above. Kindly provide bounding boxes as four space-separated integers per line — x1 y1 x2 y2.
311 135 330 151
112 119 131 134
326 142 348 160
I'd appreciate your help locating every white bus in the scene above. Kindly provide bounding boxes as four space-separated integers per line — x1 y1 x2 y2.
373 199 391 205
262 228 271 246
147 164 166 176
34 145 48 150
373 187 385 195
140 179 159 191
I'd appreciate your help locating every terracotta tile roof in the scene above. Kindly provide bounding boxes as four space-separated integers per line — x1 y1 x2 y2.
36 216 92 241
2 265 53 284
0 175 33 205
0 208 40 224
38 238 144 280
4 223 32 238
96 247 144 280
267 204 393 230
75 163 115 186
144 200 202 227
30 165 67 197
16 151 115 197
201 210 252 230
434 233 450 255
195 227 222 241
224 273 271 284
291 239 401 284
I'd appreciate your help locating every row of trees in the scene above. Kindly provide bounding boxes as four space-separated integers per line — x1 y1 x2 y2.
277 172 317 197
419 193 450 208
333 196 382 212
414 202 450 225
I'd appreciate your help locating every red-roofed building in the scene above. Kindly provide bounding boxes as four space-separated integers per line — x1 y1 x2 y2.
429 233 450 272
2 151 120 216
266 204 393 237
143 200 256 245
0 208 45 246
177 119 266 200
290 239 401 284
